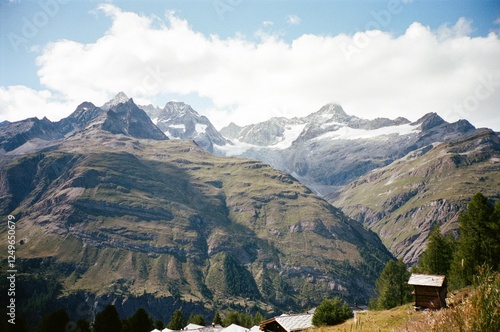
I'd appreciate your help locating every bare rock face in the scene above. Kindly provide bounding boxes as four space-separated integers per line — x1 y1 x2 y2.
143 101 229 152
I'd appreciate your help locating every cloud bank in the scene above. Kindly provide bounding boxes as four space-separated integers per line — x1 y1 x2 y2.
2 4 500 130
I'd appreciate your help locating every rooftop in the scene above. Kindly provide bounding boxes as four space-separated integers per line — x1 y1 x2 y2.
408 274 446 287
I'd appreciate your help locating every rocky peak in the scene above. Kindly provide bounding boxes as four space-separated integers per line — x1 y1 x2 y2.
101 99 168 140
0 116 62 153
446 119 476 134
101 92 130 110
413 112 446 131
57 102 104 134
141 101 229 152
162 101 197 119
219 122 243 139
306 103 352 124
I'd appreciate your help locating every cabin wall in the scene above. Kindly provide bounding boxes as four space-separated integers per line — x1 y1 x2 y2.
413 285 447 309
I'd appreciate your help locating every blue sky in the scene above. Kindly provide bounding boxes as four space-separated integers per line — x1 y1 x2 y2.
1 0 500 129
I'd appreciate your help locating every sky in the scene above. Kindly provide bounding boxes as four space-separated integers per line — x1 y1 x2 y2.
1 0 500 130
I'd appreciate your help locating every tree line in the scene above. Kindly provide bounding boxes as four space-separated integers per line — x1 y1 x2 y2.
370 192 500 310
28 305 266 332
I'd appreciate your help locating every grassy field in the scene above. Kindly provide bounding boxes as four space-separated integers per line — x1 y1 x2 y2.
314 305 422 332
313 271 500 332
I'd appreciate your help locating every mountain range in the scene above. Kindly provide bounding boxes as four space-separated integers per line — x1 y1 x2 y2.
1 92 498 327
136 94 497 266
0 95 392 327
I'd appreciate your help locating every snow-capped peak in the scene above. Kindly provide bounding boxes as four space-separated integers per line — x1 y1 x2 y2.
101 92 130 110
163 101 195 118
305 103 352 125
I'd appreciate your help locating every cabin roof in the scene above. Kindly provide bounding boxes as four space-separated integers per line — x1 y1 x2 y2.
260 313 313 332
408 274 446 287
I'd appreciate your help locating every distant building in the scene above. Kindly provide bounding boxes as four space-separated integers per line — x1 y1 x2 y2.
408 273 447 309
259 313 313 332
152 323 244 332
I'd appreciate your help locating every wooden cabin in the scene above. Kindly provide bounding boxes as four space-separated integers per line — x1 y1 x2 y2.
408 274 447 309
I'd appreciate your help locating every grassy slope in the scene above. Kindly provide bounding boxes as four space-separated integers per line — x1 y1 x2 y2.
0 133 392 313
316 304 419 332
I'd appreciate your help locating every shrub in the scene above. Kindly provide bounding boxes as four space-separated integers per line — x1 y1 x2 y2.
312 297 353 326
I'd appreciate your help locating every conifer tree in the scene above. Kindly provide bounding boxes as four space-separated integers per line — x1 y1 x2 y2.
416 224 456 275
155 320 165 330
36 309 70 332
126 308 153 332
167 309 186 330
252 312 265 326
450 193 500 288
370 259 412 309
94 304 122 332
212 311 223 326
189 314 207 326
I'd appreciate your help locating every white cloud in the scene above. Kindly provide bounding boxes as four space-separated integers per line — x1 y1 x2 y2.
286 14 301 25
2 6 500 132
0 86 75 122
437 17 473 40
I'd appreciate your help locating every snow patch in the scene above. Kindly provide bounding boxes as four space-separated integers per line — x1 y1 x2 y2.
195 123 208 134
313 123 421 141
169 124 186 132
270 123 307 149
217 123 306 155
215 139 262 156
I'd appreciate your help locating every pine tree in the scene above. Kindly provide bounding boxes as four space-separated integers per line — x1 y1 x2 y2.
94 304 122 332
155 320 165 330
450 193 499 288
126 308 153 332
252 312 265 326
36 309 70 332
212 311 223 326
167 309 186 330
416 224 456 275
222 311 253 328
370 259 412 309
188 314 207 326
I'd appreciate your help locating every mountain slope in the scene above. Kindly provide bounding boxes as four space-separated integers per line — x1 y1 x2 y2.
0 99 392 326
331 129 500 265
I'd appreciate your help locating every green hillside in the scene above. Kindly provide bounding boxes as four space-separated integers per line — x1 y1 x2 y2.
0 132 392 325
